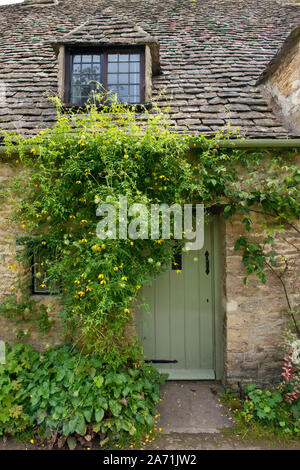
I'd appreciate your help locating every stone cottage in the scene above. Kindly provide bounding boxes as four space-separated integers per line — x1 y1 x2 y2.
0 0 299 385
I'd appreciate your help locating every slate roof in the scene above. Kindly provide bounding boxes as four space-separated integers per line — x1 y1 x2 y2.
0 0 300 138
58 13 157 46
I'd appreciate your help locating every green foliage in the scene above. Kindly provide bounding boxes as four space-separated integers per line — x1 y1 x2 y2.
0 291 54 338
2 98 299 360
0 343 165 447
234 235 276 284
221 384 300 437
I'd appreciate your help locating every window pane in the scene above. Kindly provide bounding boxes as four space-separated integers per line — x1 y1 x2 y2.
33 250 60 295
72 74 81 85
130 54 140 62
129 96 139 103
107 73 118 85
108 54 118 62
82 55 92 63
73 95 82 105
130 62 140 73
80 74 89 85
118 85 129 97
119 62 129 73
70 53 102 106
119 74 129 84
108 62 118 73
130 73 140 84
119 54 129 62
73 64 81 73
130 85 140 96
73 55 81 63
82 64 92 74
92 64 101 74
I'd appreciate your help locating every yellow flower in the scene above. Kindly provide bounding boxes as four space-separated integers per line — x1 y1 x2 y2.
40 284 46 288
130 241 134 246
121 276 127 281
41 241 47 245
76 181 82 184
30 439 34 444
101 244 106 249
39 131 45 136
136 285 141 290
30 148 36 154
10 286 16 290
113 266 119 271
157 239 164 244
74 280 80 284
100 280 106 285
69 215 75 219
124 308 130 313
78 291 85 297
86 286 92 292
98 274 104 279
80 219 88 224
20 224 26 229
123 154 129 159
92 245 101 252
176 270 181 274
80 238 87 243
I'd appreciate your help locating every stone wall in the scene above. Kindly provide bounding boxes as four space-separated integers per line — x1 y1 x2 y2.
0 161 65 351
0 158 299 383
224 213 300 385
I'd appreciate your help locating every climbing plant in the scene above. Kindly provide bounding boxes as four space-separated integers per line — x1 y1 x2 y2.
2 97 300 364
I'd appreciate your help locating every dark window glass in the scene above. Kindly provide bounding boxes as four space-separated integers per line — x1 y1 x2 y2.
70 53 102 106
32 249 61 295
68 50 142 106
107 52 141 103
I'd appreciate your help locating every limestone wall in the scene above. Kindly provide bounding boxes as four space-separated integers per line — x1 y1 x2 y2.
0 159 299 383
0 161 65 351
224 213 299 385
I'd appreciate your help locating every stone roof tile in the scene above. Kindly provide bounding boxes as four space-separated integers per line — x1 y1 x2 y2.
0 0 299 138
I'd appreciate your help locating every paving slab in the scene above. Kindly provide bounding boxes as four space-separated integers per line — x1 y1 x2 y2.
144 433 300 450
156 381 233 434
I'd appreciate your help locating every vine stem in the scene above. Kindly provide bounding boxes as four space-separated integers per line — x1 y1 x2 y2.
265 261 300 337
247 208 300 235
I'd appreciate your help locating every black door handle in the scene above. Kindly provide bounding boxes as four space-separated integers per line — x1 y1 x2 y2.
205 251 210 275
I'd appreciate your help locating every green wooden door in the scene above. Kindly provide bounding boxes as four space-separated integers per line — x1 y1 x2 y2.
136 218 221 380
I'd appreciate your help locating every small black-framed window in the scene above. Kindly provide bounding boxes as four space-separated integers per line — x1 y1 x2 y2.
64 46 145 107
31 248 61 295
16 237 61 295
172 244 182 271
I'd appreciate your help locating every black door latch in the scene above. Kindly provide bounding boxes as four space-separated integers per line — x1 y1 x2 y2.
205 250 210 275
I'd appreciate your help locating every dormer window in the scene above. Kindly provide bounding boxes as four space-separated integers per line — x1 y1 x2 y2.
64 47 145 106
